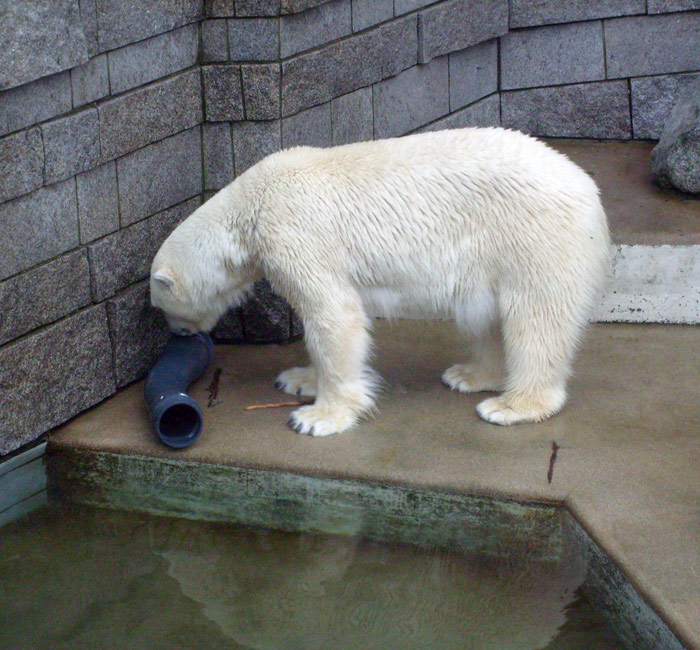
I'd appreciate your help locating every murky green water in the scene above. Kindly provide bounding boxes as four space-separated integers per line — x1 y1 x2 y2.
0 504 626 650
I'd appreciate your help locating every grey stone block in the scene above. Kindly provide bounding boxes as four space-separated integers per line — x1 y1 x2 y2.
202 65 245 121
202 19 229 62
228 18 280 61
419 93 500 132
331 87 373 145
373 57 450 138
76 162 120 244
71 54 110 107
117 128 203 226
648 0 700 12
211 308 245 341
242 64 282 119
0 0 89 91
207 0 235 16
290 309 303 337
99 70 202 161
282 103 333 147
0 72 72 137
232 120 282 175
80 0 99 57
281 15 418 115
282 0 333 12
418 0 508 63
501 81 631 139
632 72 700 139
242 278 291 342
88 198 197 301
203 123 234 190
236 0 280 15
280 0 351 58
352 0 392 31
605 12 700 79
501 22 605 90
0 179 79 281
42 108 101 184
0 305 116 456
509 0 645 28
0 250 91 346
107 25 199 95
651 78 700 193
449 39 497 111
95 0 203 52
394 0 435 14
106 282 170 387
0 129 44 204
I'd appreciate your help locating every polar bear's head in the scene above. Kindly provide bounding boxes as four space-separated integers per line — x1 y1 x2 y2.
150 206 255 335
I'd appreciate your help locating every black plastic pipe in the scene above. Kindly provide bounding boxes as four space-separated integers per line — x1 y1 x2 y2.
144 332 214 448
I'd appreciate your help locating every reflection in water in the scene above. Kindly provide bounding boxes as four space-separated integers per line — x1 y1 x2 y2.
0 504 625 650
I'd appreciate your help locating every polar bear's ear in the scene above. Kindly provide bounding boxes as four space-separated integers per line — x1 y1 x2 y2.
153 269 175 290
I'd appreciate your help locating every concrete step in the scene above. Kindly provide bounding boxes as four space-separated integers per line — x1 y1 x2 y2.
549 141 700 324
48 320 700 650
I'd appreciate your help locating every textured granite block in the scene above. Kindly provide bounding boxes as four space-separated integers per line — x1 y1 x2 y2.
211 308 245 341
76 162 120 244
418 0 508 63
352 0 392 31
242 64 282 119
501 81 631 139
282 103 333 147
501 22 605 91
88 198 197 301
228 18 279 61
107 25 199 95
207 0 235 15
232 120 282 175
202 19 229 62
331 87 373 145
236 0 280 15
95 0 203 52
605 12 700 79
117 128 203 226
0 305 116 456
419 93 500 132
282 0 333 12
0 72 72 137
0 250 91 346
241 278 291 342
373 57 449 138
80 0 99 57
0 0 89 91
509 0 645 28
203 123 234 190
280 0 351 58
71 54 110 107
106 282 170 387
0 129 44 203
42 108 101 184
648 0 700 12
0 179 79 281
632 72 700 139
99 70 202 161
449 39 497 111
281 15 418 115
202 65 244 121
394 0 435 14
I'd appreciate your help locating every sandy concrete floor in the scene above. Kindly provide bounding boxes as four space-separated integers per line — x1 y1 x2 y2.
51 320 700 649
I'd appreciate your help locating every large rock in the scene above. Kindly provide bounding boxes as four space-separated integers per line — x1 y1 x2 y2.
651 78 700 194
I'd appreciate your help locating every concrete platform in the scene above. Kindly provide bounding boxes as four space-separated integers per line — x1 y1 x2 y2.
49 321 700 649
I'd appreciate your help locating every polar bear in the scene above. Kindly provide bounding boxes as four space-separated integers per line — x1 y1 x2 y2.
150 127 609 435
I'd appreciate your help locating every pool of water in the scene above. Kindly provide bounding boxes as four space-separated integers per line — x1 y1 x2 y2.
0 503 627 650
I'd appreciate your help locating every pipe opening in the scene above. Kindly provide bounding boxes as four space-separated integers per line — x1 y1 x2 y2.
158 403 202 444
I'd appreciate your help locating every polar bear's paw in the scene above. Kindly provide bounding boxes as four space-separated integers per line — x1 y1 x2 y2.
275 366 317 397
476 389 566 426
442 363 503 393
287 403 357 437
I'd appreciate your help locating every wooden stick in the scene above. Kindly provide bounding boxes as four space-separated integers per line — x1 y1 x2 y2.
245 400 311 411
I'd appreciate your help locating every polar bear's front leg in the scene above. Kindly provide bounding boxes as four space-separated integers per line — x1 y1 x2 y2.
286 290 376 437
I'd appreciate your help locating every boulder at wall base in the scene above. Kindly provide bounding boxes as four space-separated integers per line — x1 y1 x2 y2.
651 78 700 194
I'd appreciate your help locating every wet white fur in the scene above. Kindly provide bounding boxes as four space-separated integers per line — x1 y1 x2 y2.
151 127 609 435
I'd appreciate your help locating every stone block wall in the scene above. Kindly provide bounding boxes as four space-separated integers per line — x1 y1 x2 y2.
1 0 698 457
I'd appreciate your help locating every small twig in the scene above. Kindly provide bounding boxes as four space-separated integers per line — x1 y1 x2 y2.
245 400 312 411
207 367 222 407
547 441 560 484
